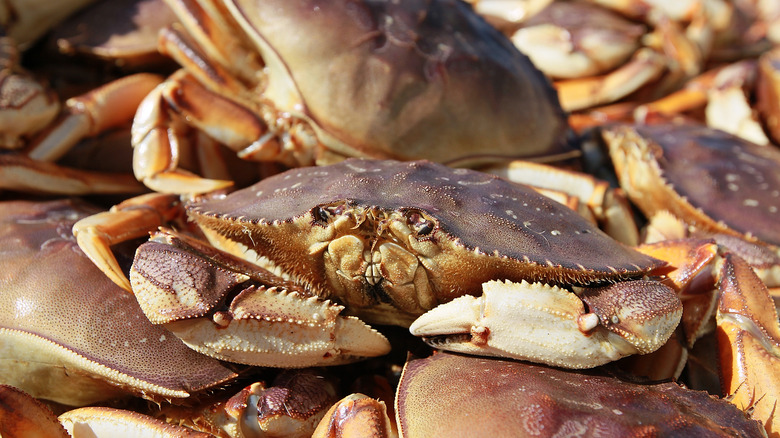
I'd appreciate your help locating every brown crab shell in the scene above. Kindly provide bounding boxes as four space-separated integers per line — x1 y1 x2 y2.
226 0 572 165
188 159 664 311
604 123 780 247
0 199 237 405
396 351 766 437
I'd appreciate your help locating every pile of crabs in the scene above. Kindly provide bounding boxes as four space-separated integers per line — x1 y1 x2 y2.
1 0 779 436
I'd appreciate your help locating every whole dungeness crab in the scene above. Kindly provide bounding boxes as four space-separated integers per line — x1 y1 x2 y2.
79 159 682 369
131 0 573 194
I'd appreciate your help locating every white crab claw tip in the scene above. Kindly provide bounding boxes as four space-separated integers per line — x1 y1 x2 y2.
337 316 392 357
409 294 481 337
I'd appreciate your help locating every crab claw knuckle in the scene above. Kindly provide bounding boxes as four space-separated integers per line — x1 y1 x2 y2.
580 280 683 354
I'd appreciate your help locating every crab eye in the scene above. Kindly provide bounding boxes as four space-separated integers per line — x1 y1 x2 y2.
312 206 330 223
406 211 434 236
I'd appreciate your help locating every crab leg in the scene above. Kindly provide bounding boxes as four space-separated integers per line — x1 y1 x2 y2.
25 73 164 162
0 37 61 149
132 68 286 194
163 0 263 87
132 72 249 194
313 394 397 438
758 48 780 145
0 153 144 195
554 48 666 112
410 278 682 369
73 193 184 292
717 252 780 437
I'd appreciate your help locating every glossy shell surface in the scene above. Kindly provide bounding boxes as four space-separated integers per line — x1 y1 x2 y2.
0 199 237 404
228 0 571 163
396 352 766 437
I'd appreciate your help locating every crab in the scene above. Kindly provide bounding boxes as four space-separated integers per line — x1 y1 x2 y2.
75 158 683 371
601 121 780 435
129 0 574 195
0 198 237 406
602 123 780 270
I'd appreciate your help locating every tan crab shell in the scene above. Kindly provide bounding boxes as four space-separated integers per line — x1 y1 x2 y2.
226 0 573 164
188 159 665 325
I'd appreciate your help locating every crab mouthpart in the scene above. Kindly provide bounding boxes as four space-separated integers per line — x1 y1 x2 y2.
410 279 681 368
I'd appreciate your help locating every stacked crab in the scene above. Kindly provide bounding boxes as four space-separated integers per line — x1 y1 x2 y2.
0 0 778 437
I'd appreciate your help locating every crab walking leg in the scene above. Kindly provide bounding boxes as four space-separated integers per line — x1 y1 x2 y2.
162 0 263 87
132 70 269 194
73 193 184 292
554 48 666 112
26 73 164 162
716 252 780 437
0 37 60 149
130 233 391 367
0 153 144 195
410 279 682 369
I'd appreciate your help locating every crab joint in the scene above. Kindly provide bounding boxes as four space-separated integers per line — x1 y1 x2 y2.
578 313 601 332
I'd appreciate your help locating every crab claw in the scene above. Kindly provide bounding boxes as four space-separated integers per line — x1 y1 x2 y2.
410 279 681 368
131 237 391 367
